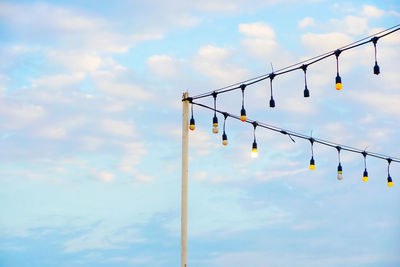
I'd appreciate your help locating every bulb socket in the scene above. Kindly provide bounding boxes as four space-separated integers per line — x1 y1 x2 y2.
388 175 393 187
309 157 315 170
213 115 218 125
363 170 368 182
240 108 247 121
222 132 228 146
304 86 310 98
269 97 275 108
374 63 380 75
252 141 257 149
335 75 342 90
189 117 195 130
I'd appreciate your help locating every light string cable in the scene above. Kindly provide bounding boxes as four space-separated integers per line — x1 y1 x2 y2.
183 24 400 102
189 100 400 164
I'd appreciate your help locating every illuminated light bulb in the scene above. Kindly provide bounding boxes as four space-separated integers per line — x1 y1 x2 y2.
269 97 275 108
251 141 258 158
388 176 393 187
363 170 368 182
222 132 228 146
337 163 343 181
309 157 315 170
189 117 195 131
240 107 247 122
212 115 218 134
374 62 380 75
304 85 310 98
335 75 342 90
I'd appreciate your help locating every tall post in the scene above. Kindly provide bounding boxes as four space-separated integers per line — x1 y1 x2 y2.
181 92 189 267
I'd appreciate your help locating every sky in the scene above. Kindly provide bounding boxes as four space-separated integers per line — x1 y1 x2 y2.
0 0 400 266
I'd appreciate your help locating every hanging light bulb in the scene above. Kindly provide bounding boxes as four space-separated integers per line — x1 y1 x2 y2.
222 132 228 146
337 163 343 180
212 92 219 134
362 151 368 182
269 73 276 108
334 50 343 90
222 113 228 146
371 37 380 75
189 103 195 131
252 141 258 158
309 138 315 170
336 146 343 180
387 158 393 187
240 84 247 121
301 64 310 97
310 156 315 170
251 122 258 158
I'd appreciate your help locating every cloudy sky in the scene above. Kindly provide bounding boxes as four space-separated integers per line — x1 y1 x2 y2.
1 0 400 266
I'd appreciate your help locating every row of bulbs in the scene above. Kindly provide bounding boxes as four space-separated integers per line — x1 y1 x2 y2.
189 108 394 187
188 36 391 186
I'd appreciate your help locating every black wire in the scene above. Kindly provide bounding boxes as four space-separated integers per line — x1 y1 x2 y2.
184 24 400 101
190 101 400 163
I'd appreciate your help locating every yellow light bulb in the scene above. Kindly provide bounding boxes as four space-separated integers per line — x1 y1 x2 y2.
362 176 368 182
251 148 258 158
335 82 342 90
388 181 393 187
240 115 247 122
189 124 195 131
212 126 219 134
309 164 315 170
222 140 228 146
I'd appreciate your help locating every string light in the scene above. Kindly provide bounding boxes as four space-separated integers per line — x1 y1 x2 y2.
362 151 368 182
301 64 310 98
251 122 258 158
269 73 276 108
387 158 393 187
184 25 400 102
240 84 247 121
212 92 219 134
334 49 343 90
309 138 315 170
189 103 195 131
337 146 343 180
222 113 228 146
371 36 380 75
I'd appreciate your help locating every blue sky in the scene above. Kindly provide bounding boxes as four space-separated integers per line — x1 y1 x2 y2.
0 0 400 266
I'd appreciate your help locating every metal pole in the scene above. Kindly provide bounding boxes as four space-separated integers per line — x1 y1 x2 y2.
181 92 189 267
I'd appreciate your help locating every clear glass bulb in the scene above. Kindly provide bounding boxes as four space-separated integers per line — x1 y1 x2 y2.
251 149 258 158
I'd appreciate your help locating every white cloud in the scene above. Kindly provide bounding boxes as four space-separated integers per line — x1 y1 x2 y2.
192 45 249 82
32 72 86 89
298 17 316 29
301 32 353 54
0 2 163 54
101 119 136 137
37 126 67 139
343 16 368 35
361 5 384 18
92 70 153 100
147 55 183 77
239 22 278 60
0 101 45 129
95 171 115 183
239 22 275 39
47 50 103 72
